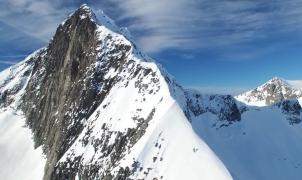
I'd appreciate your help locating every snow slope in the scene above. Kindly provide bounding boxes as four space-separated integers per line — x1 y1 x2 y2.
192 106 302 180
185 85 302 180
0 51 46 180
0 109 46 180
56 60 232 179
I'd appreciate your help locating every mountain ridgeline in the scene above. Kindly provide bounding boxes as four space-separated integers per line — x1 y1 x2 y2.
0 4 302 180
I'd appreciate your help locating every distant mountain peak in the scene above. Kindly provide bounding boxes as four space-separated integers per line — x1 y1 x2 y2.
269 76 285 83
264 77 302 91
259 77 289 92
236 77 302 106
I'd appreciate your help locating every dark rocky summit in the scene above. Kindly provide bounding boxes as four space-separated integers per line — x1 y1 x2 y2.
21 7 101 179
18 5 161 180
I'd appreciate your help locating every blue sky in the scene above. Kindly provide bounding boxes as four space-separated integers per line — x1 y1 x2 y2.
0 0 301 94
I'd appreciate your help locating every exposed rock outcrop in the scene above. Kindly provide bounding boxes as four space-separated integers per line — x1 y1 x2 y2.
185 90 241 127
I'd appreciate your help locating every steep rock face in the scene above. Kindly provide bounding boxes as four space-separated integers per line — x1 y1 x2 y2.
20 6 111 179
0 5 232 180
185 90 242 128
236 77 302 106
19 5 167 180
17 4 160 179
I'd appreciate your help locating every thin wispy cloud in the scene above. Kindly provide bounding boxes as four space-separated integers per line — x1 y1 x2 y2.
0 0 302 54
0 0 301 94
0 1 66 41
0 60 18 65
113 0 302 53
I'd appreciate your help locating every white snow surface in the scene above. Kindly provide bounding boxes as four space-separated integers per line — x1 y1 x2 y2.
126 102 231 180
192 106 302 180
298 97 302 106
0 50 46 180
0 109 46 180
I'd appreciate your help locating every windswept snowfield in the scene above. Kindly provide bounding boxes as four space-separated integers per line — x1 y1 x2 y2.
192 105 302 180
0 109 46 180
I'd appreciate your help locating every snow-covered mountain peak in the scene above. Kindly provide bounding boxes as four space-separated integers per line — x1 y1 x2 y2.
78 4 94 15
236 77 302 106
79 3 92 11
58 4 153 66
63 4 119 33
66 4 98 24
0 5 233 180
268 76 286 84
260 76 290 88
76 4 119 32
